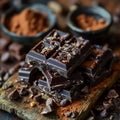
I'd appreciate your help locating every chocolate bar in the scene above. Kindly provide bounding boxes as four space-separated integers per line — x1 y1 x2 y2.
47 37 92 78
80 45 113 86
25 29 92 78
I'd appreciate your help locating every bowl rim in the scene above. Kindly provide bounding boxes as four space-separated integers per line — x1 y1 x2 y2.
1 4 56 39
67 5 113 34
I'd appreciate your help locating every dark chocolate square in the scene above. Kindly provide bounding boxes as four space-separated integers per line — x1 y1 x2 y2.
26 41 59 66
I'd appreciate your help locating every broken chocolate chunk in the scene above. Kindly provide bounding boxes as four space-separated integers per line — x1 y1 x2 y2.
60 98 70 107
33 94 42 103
46 98 55 107
71 110 79 118
44 70 71 90
59 86 80 101
29 87 38 98
41 97 56 115
41 105 53 114
7 89 20 100
19 87 29 96
64 111 72 117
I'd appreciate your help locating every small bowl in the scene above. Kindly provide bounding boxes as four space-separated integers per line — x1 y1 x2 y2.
67 5 113 42
1 4 56 46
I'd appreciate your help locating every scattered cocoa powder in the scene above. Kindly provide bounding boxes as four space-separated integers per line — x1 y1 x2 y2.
5 8 49 36
76 14 106 31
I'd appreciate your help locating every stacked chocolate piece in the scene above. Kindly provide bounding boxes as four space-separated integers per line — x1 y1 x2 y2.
80 45 113 86
18 29 113 102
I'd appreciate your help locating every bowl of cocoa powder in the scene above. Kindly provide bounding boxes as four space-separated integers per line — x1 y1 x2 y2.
1 4 56 46
67 6 112 41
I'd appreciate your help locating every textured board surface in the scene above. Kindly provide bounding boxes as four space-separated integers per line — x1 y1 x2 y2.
0 65 120 120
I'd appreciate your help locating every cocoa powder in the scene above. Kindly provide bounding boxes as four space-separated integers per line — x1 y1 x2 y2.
76 14 106 31
5 8 49 36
